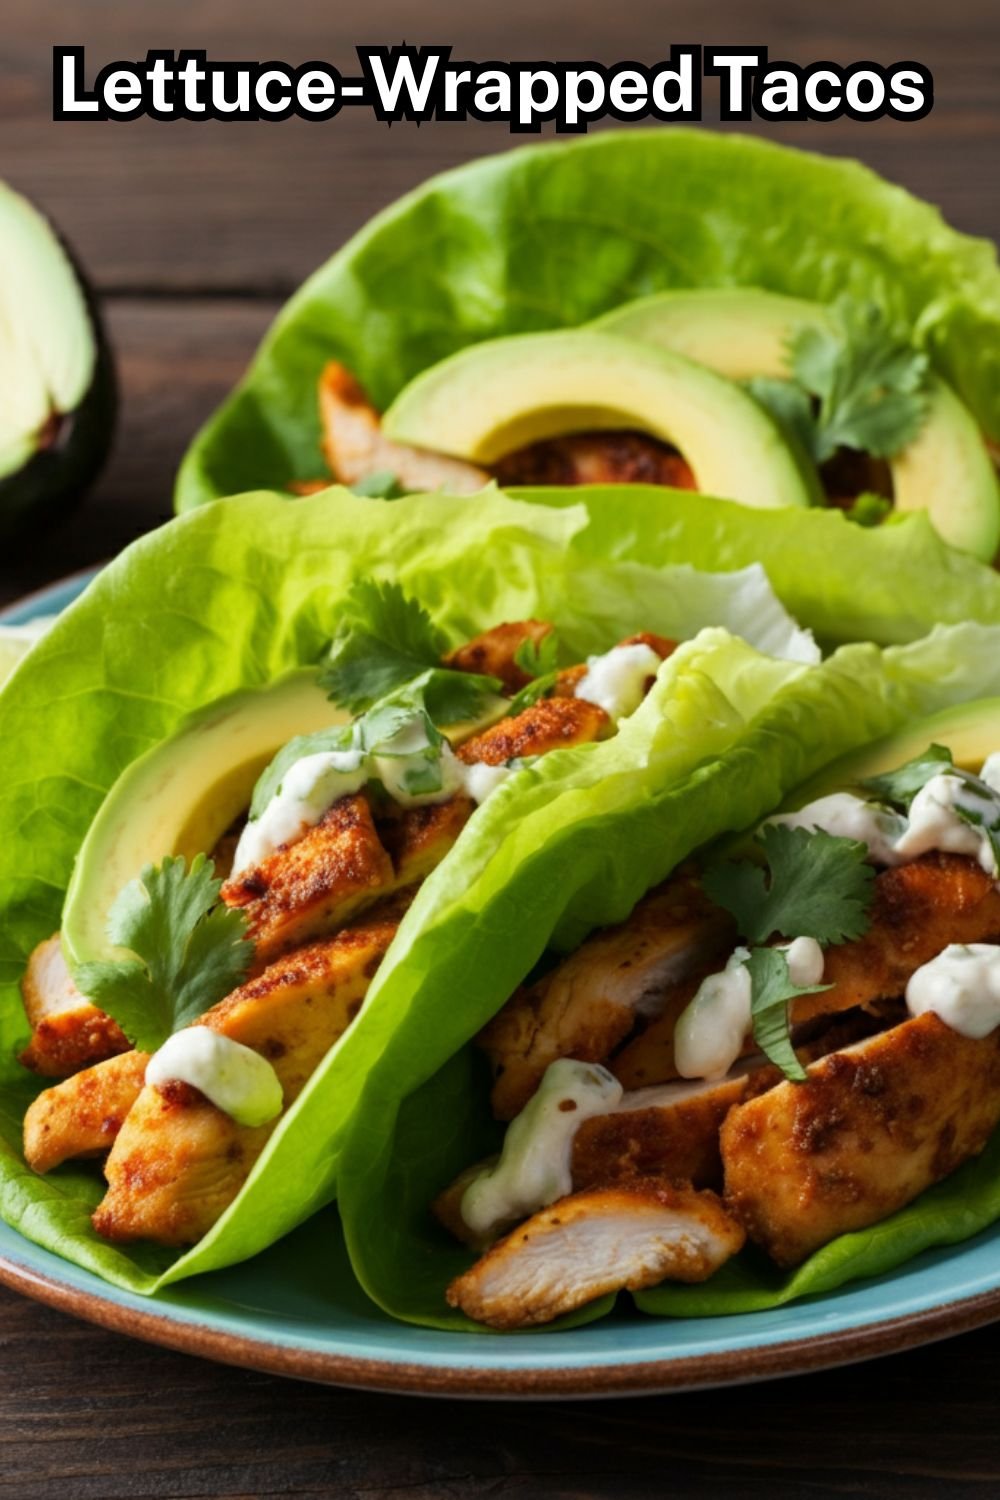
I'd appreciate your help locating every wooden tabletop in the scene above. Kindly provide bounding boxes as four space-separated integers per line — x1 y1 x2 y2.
3 1 1000 1492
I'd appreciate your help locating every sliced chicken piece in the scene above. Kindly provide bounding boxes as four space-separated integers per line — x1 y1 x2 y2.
722 1011 1000 1267
456 696 611 767
615 853 1000 1088
221 792 394 967
319 362 488 495
444 620 555 694
446 1178 744 1329
23 1051 150 1173
480 877 734 1120
494 431 697 490
92 905 401 1246
19 935 130 1078
376 794 475 889
578 1010 886 1192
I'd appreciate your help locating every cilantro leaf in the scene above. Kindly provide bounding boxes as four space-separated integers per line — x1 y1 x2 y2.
513 632 560 680
703 824 875 947
74 855 253 1053
319 579 449 714
861 743 955 808
746 377 820 462
746 947 828 1083
844 492 893 528
350 471 406 499
789 298 930 462
508 672 561 714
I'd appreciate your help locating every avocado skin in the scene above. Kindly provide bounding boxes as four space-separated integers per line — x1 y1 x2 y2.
0 239 117 537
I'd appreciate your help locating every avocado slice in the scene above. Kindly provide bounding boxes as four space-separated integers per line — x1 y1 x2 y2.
383 330 815 512
788 698 1000 812
62 671 346 972
596 289 1000 561
0 182 116 534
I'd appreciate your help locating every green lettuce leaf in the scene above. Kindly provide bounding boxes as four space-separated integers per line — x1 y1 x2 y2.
0 486 854 1294
338 620 1000 1329
175 131 1000 509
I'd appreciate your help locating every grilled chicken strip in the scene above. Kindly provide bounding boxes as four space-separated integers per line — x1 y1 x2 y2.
457 696 611 767
480 876 733 1120
91 906 401 1246
722 1012 1000 1267
221 792 395 967
19 935 131 1078
319 361 488 495
444 620 554 693
494 431 697 491
24 1051 151 1174
615 853 1000 1088
446 1178 744 1329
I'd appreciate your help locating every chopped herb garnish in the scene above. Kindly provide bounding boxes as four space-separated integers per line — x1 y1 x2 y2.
750 296 930 467
860 743 955 808
704 825 875 1082
74 856 254 1053
319 579 449 714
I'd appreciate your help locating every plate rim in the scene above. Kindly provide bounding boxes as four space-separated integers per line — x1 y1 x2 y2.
2 1243 1000 1398
4 569 1000 1398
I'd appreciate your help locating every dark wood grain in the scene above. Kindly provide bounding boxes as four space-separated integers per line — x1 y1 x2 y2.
2 0 1000 1492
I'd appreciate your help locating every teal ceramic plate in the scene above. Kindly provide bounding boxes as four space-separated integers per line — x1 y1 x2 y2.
2 574 1000 1398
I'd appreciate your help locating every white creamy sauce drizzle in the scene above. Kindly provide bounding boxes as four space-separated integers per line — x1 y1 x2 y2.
145 1027 283 1128
674 937 824 1082
460 1058 623 1240
774 773 1000 878
233 735 518 876
906 944 1000 1039
573 642 662 720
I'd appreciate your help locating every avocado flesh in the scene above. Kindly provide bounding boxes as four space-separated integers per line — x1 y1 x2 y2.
596 289 1000 561
383 330 815 512
62 671 346 972
0 182 115 531
788 698 1000 812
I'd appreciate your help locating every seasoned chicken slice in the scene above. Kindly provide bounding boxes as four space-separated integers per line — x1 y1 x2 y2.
456 696 611 767
480 877 733 1120
319 361 488 495
24 1051 150 1173
221 792 394 966
376 794 475 889
19 934 130 1078
576 1011 884 1192
494 431 697 490
722 1012 1000 1267
92 907 400 1246
446 1178 744 1329
444 620 554 694
615 853 1000 1088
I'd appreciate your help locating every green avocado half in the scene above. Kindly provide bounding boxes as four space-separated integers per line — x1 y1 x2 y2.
61 670 347 973
595 289 1000 561
0 182 116 534
383 329 817 512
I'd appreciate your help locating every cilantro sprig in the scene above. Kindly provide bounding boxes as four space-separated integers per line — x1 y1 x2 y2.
703 825 875 1081
74 855 254 1054
319 579 450 714
749 296 931 468
508 631 563 714
861 743 1000 871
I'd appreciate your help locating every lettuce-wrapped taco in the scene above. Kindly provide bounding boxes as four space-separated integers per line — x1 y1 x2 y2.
178 131 1000 560
336 635 1000 1331
4 485 1000 1295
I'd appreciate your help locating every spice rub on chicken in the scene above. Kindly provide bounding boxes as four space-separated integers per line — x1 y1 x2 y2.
22 606 678 1253
437 748 1000 1326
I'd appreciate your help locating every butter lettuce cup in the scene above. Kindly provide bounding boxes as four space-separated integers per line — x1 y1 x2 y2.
177 130 1000 561
6 485 1000 1298
337 641 1000 1332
